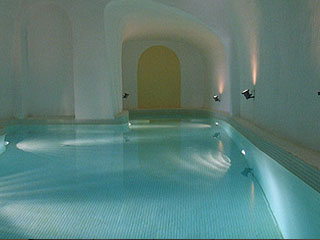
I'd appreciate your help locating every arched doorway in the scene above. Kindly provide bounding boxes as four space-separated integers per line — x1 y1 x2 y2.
137 46 181 109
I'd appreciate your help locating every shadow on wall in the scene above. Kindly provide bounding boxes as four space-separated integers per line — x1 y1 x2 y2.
15 2 74 118
104 0 230 118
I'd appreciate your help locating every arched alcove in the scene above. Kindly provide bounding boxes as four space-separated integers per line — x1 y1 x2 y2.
137 45 181 109
122 39 207 110
104 0 230 118
22 2 74 117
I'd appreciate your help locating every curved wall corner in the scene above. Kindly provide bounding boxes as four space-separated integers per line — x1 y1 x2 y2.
104 0 230 118
18 2 74 118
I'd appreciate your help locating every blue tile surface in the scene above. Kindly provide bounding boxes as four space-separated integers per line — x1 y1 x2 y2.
0 121 282 239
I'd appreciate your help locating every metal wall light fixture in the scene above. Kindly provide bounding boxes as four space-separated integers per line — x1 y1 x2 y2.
242 89 255 100
318 91 320 96
122 92 130 99
213 95 221 102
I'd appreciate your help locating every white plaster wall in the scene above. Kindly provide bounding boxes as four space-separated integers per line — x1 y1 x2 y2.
9 0 76 118
0 0 20 119
24 3 74 117
0 0 318 153
64 0 114 120
122 40 207 110
154 0 236 115
228 0 320 152
1 0 230 120
104 0 230 118
9 0 113 120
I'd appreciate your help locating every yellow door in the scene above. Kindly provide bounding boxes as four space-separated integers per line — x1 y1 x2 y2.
138 46 181 109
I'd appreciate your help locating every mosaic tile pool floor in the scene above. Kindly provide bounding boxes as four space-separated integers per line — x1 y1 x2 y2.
0 121 282 238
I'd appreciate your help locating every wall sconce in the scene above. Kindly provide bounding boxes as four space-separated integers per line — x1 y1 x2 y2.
122 92 129 99
213 95 221 102
318 91 320 96
242 89 255 99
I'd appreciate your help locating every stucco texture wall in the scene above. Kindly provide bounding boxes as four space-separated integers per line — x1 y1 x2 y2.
229 0 320 152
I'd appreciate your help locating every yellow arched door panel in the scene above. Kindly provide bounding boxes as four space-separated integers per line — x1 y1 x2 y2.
138 46 181 109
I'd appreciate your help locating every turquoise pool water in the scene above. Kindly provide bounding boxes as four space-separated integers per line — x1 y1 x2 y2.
0 120 282 238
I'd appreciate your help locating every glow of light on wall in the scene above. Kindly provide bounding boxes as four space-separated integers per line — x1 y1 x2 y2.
251 35 258 86
310 6 320 68
218 74 224 94
252 54 257 86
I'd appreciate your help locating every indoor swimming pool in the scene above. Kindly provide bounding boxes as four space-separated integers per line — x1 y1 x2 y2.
0 115 319 238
